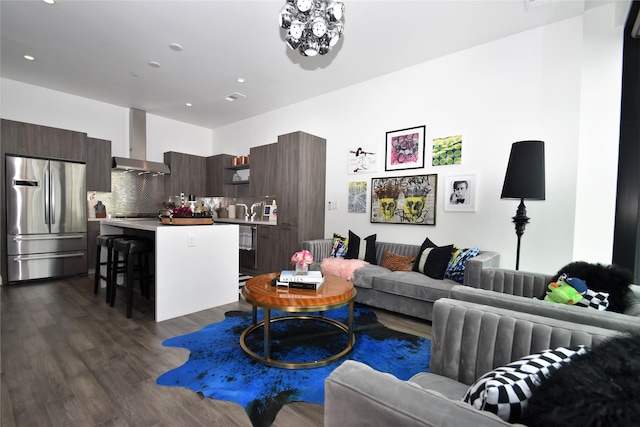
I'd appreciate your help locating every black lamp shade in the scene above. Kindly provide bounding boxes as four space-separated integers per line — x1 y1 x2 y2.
501 140 546 200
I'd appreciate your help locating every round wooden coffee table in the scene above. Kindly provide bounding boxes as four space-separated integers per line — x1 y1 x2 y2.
240 272 357 369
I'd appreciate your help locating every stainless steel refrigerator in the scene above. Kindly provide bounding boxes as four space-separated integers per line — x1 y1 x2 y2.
5 155 87 283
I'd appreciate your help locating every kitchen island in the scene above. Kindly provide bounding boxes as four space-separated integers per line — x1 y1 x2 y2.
99 219 239 322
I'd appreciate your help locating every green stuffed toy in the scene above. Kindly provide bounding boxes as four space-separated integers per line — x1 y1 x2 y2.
544 275 587 305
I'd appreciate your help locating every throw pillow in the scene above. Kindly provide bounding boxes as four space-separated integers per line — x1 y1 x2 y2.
345 231 377 264
414 244 454 279
521 332 640 427
330 232 348 258
412 236 436 272
380 251 416 272
462 346 587 423
575 289 610 311
444 247 480 283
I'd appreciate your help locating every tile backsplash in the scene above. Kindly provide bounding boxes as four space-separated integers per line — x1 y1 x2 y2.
88 170 277 219
88 170 165 216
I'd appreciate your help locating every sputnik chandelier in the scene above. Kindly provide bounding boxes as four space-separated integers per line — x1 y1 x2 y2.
279 0 345 57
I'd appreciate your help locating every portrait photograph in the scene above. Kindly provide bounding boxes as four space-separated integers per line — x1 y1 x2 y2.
445 174 476 212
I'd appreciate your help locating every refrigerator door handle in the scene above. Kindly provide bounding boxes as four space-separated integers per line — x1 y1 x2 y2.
44 164 51 225
12 252 85 262
12 234 85 242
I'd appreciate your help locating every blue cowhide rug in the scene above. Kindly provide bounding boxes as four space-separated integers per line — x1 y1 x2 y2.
156 304 431 427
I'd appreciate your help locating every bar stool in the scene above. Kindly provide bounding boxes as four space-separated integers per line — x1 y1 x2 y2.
94 234 130 303
110 237 154 318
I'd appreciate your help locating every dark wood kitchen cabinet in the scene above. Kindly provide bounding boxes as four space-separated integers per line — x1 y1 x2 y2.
273 131 326 269
164 151 207 197
249 142 277 196
1 119 86 162
206 154 235 196
87 221 100 273
86 137 112 191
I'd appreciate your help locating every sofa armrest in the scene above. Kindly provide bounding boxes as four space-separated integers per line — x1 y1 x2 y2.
324 360 514 427
463 266 553 298
625 284 640 316
429 298 620 386
301 239 332 262
462 251 500 287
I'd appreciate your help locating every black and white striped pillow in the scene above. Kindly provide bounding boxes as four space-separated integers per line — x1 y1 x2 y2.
462 346 587 422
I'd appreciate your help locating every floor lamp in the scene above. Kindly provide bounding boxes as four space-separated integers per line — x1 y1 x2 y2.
501 141 546 270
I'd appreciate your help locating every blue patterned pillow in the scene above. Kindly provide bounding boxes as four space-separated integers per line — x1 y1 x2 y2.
444 247 479 283
330 233 348 258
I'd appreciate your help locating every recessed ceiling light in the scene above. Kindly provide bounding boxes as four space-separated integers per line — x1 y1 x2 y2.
24 55 35 61
42 0 55 4
148 61 161 68
223 92 246 102
237 77 246 83
169 43 183 52
185 103 192 107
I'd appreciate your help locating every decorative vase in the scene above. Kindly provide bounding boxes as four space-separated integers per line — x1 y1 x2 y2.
295 262 309 275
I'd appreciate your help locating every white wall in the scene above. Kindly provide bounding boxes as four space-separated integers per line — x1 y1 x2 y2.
573 4 624 263
211 7 623 274
0 79 212 162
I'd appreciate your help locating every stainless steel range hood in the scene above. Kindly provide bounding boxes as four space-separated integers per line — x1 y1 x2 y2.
112 108 171 175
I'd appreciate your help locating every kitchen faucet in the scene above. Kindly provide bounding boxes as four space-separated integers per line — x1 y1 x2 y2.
250 202 262 221
236 203 249 221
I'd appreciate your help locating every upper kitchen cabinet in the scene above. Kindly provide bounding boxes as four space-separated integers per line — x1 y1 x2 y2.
206 154 235 196
1 119 86 162
249 142 277 197
86 137 112 192
164 151 207 197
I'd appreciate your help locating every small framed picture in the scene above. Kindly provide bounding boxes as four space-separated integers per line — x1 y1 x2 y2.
385 125 426 171
445 174 476 212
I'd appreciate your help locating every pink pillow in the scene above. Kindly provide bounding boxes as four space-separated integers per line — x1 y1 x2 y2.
321 257 368 280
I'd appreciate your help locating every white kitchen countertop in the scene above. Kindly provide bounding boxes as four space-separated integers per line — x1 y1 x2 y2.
214 218 275 226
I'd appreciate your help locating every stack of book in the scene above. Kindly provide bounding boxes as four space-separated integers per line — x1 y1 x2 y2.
273 270 325 290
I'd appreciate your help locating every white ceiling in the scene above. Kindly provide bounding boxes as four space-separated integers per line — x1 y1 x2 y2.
0 0 626 130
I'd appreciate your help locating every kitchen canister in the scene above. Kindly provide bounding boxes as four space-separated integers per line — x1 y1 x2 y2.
228 204 236 219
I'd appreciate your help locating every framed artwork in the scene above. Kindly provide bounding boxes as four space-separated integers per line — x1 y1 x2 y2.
370 174 437 225
348 146 377 174
348 181 367 213
432 135 463 166
385 125 426 171
445 174 476 212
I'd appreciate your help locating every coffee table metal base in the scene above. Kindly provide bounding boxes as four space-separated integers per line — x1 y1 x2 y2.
240 302 355 369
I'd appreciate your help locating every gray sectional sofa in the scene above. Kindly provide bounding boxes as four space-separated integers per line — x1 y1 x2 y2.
302 238 499 321
324 298 623 427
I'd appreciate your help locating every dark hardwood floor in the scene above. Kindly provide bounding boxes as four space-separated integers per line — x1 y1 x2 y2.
1 275 432 427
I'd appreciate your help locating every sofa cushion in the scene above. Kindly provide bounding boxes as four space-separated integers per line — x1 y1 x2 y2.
351 264 390 289
330 232 348 258
345 230 377 264
380 250 416 272
462 346 587 423
409 372 470 400
414 244 454 279
372 271 455 302
445 247 480 283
